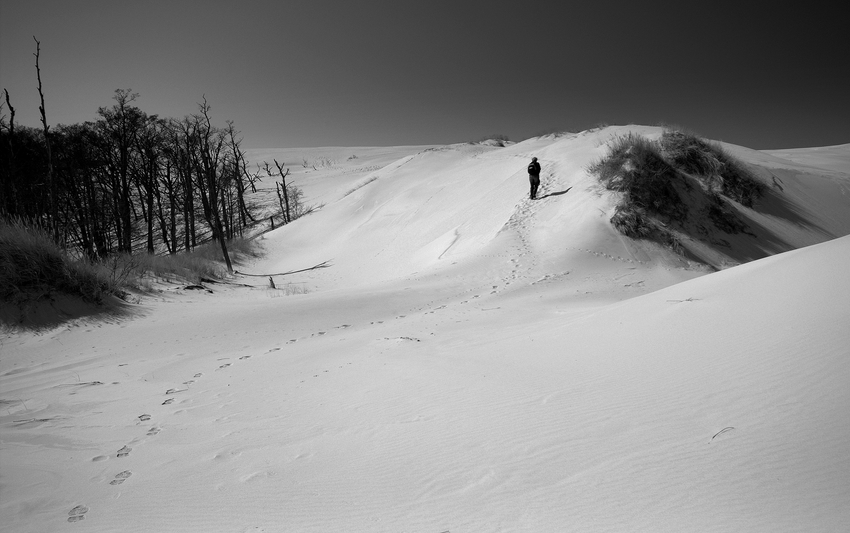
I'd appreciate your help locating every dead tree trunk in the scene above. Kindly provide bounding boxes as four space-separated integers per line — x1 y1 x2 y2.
2 89 19 217
34 37 58 243
268 159 292 224
196 98 232 273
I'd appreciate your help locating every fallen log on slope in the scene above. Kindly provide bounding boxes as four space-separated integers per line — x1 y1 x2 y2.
233 260 332 278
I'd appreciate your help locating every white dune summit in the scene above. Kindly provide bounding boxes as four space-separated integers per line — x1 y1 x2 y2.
2 126 849 532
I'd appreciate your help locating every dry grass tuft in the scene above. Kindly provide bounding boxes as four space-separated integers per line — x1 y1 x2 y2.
588 129 765 252
2 218 264 325
0 219 115 305
660 130 764 207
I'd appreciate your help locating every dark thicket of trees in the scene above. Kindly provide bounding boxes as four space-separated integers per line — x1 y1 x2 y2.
1 88 266 271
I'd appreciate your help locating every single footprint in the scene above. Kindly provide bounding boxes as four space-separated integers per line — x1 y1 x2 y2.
183 380 195 385
117 445 131 458
165 388 182 395
68 505 88 522
109 470 132 485
162 398 174 405
217 363 231 370
138 414 151 422
239 355 251 360
147 427 160 436
194 373 203 378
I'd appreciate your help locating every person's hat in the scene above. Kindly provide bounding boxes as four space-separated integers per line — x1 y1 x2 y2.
532 157 538 161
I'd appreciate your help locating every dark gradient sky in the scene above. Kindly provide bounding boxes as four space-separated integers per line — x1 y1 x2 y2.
1 0 847 149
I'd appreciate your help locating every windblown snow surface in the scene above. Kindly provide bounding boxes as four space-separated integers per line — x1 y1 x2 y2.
2 126 849 532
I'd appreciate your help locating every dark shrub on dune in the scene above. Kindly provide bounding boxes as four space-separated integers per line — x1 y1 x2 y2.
660 130 764 207
589 133 688 228
0 219 113 305
588 129 765 254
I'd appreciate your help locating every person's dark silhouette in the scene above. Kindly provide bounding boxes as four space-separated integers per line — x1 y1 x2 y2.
527 157 541 199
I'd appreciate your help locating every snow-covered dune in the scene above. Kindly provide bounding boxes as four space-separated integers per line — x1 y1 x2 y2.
2 127 849 532
254 126 850 293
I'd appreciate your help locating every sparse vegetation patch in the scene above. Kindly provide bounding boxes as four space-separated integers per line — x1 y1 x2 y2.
588 129 766 258
474 134 511 147
0 219 115 307
660 130 764 206
589 133 688 226
1 218 264 326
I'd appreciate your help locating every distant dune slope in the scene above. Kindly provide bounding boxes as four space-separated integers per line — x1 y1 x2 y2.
253 126 850 292
719 141 850 263
762 143 850 174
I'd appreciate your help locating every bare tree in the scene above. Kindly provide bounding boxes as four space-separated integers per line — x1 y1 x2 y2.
1 89 19 217
192 97 232 273
96 89 143 253
34 37 58 242
266 159 292 224
225 122 259 231
134 114 166 254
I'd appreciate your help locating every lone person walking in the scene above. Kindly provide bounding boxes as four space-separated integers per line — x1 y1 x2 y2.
527 156 541 200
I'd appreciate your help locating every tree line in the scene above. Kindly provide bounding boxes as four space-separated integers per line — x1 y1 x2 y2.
1 86 281 272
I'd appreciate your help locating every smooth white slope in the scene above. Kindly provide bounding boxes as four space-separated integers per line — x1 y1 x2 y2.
763 143 850 174
244 145 437 208
2 131 849 532
2 235 847 533
722 141 850 256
